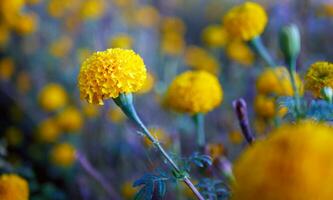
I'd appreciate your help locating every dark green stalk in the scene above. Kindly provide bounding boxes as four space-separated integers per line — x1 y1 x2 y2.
193 113 205 151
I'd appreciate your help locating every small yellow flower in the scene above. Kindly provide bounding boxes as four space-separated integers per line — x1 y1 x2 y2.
12 13 38 35
5 127 23 146
57 106 83 132
304 61 333 98
78 48 147 105
254 95 276 118
47 0 79 18
143 127 171 148
135 6 160 27
137 72 155 94
0 174 29 200
165 70 223 114
108 106 126 123
121 181 137 199
223 2 267 41
161 32 185 56
109 34 133 49
37 118 61 143
38 83 68 111
232 122 333 200
82 103 100 118
256 66 303 96
0 57 15 81
79 0 105 20
160 17 186 35
226 40 254 66
201 25 228 48
184 46 220 75
49 36 73 58
206 143 225 160
50 142 76 167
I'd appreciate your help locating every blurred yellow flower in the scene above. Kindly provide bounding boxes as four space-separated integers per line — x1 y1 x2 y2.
165 70 223 114
206 143 225 160
79 0 105 20
50 142 76 167
137 71 155 94
254 95 276 118
38 83 68 111
143 127 171 148
78 48 147 105
37 118 61 143
113 0 135 8
0 174 29 200
16 71 32 93
47 0 79 18
26 0 42 5
161 32 185 56
318 3 333 17
232 122 333 200
228 131 243 145
256 66 303 96
57 106 83 132
49 36 73 58
135 5 160 27
5 127 23 146
82 103 100 118
226 40 255 66
121 181 137 199
108 106 126 123
223 2 267 41
304 61 333 98
160 17 186 35
184 46 220 75
109 34 133 49
13 13 38 35
201 25 228 48
0 0 25 24
0 25 10 48
0 57 15 80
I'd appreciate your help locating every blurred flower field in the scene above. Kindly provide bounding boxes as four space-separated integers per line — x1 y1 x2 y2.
0 0 333 199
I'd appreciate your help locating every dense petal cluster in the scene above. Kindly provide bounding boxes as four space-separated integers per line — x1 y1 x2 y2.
165 70 223 114
78 48 147 105
0 174 29 200
232 122 333 200
223 2 267 41
305 61 333 97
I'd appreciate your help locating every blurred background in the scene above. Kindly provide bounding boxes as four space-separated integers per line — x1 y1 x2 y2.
0 0 332 199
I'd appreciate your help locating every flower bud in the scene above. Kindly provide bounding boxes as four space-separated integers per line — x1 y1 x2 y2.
279 24 301 61
321 86 333 103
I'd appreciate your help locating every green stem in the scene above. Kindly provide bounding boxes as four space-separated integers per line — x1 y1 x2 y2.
248 36 276 67
193 113 205 151
114 93 205 200
286 57 301 118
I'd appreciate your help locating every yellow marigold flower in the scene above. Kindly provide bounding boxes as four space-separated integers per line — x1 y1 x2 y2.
79 0 105 20
160 17 186 34
109 34 133 49
0 0 25 24
37 118 61 143
57 107 83 132
49 36 73 58
78 48 147 105
137 71 155 94
13 13 38 35
232 122 333 200
184 46 220 75
50 142 76 167
16 71 32 93
0 174 29 200
108 106 126 123
256 66 303 96
223 2 267 41
206 143 225 160
165 70 223 114
226 40 254 66
143 127 171 148
0 57 15 81
121 181 137 199
5 127 23 146
201 25 228 48
304 61 333 98
135 5 160 27
38 83 68 111
228 130 243 144
254 95 276 118
161 32 185 56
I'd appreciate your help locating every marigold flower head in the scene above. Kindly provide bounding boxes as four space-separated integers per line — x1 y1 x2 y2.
160 17 186 35
50 142 76 167
256 66 303 96
37 118 61 143
185 46 220 75
13 13 38 35
223 2 267 41
165 70 223 114
135 6 160 27
79 0 105 20
38 83 68 111
232 122 333 200
161 32 185 56
304 61 333 98
0 174 29 200
78 48 147 105
57 106 83 132
201 25 228 48
226 40 254 66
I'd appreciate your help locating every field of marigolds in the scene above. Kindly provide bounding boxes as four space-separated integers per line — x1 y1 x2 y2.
1 0 333 199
